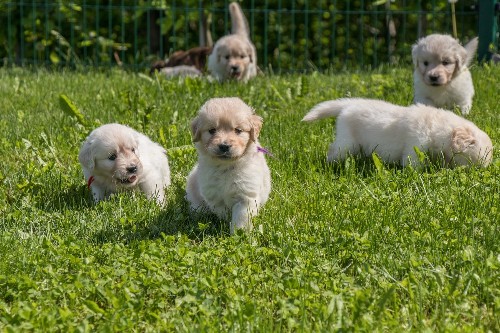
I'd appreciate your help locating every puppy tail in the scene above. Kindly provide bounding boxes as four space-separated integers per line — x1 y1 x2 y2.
229 2 250 37
302 99 354 122
464 37 478 67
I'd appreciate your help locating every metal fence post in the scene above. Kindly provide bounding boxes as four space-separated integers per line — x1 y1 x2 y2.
478 0 499 61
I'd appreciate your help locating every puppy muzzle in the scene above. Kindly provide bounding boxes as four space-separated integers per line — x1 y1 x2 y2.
115 163 140 185
229 66 242 78
215 143 233 159
427 73 445 86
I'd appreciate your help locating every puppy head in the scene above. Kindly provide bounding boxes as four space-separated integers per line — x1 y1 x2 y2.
215 36 254 80
191 97 262 161
412 34 467 86
78 124 143 187
450 125 493 167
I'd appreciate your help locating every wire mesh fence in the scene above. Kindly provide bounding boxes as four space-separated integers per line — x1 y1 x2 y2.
0 1 491 72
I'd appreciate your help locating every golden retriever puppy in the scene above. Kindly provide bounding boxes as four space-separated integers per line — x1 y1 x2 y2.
412 34 478 115
79 123 170 204
207 2 257 82
186 98 271 234
303 98 493 168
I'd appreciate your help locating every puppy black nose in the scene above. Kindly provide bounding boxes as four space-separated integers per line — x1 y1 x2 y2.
230 66 239 73
429 74 439 82
218 143 231 153
127 165 138 173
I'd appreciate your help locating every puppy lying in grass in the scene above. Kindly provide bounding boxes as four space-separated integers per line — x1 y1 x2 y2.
79 123 170 204
303 98 493 168
412 34 478 115
186 97 271 234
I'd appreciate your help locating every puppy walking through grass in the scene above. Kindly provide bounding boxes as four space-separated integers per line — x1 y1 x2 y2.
303 98 493 168
207 2 257 82
186 98 271 234
412 34 478 115
79 123 171 204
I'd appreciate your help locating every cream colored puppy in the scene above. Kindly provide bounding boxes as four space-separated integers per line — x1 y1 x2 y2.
207 2 257 82
186 98 271 234
303 98 493 168
79 123 170 204
412 34 478 115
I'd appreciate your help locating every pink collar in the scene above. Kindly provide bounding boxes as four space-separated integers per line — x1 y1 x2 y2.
87 176 95 190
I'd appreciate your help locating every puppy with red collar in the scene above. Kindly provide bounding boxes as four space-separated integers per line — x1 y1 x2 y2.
79 123 170 204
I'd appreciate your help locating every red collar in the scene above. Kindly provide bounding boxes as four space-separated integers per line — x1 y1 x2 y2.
87 176 95 190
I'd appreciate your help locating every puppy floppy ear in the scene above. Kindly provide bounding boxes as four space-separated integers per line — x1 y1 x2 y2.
455 46 469 72
216 48 223 63
131 134 140 157
190 116 202 142
451 126 476 153
411 43 420 67
78 140 95 170
249 114 263 141
132 144 140 158
247 47 254 63
463 37 478 67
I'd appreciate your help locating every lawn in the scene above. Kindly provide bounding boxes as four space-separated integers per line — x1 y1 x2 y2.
0 65 498 332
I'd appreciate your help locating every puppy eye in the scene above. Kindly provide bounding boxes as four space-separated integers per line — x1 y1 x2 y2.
108 153 117 161
235 128 243 134
423 61 429 66
240 55 245 59
131 148 136 153
442 60 450 65
208 128 217 135
225 55 230 60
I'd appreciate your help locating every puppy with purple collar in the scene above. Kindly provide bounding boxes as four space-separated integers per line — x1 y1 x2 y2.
186 97 271 234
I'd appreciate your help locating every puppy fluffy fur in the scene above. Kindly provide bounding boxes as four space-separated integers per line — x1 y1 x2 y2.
186 97 271 234
412 34 478 115
79 123 170 204
303 98 493 168
207 2 257 82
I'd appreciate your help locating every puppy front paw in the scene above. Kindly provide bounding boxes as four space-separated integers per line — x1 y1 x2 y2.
230 201 258 234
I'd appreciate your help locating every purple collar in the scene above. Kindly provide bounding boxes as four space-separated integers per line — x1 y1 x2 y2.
257 146 273 157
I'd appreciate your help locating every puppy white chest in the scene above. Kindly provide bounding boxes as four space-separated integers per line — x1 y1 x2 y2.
199 163 257 209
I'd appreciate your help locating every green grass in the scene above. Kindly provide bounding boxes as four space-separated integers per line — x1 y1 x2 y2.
0 65 499 332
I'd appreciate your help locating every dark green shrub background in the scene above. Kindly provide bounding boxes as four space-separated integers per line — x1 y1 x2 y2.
0 1 480 71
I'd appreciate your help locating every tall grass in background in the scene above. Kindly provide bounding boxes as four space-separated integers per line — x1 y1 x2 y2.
0 65 498 331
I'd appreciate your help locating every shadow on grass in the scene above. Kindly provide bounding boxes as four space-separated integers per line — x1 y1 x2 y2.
306 150 450 179
29 171 229 243
37 184 94 212
301 152 386 178
91 183 229 244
